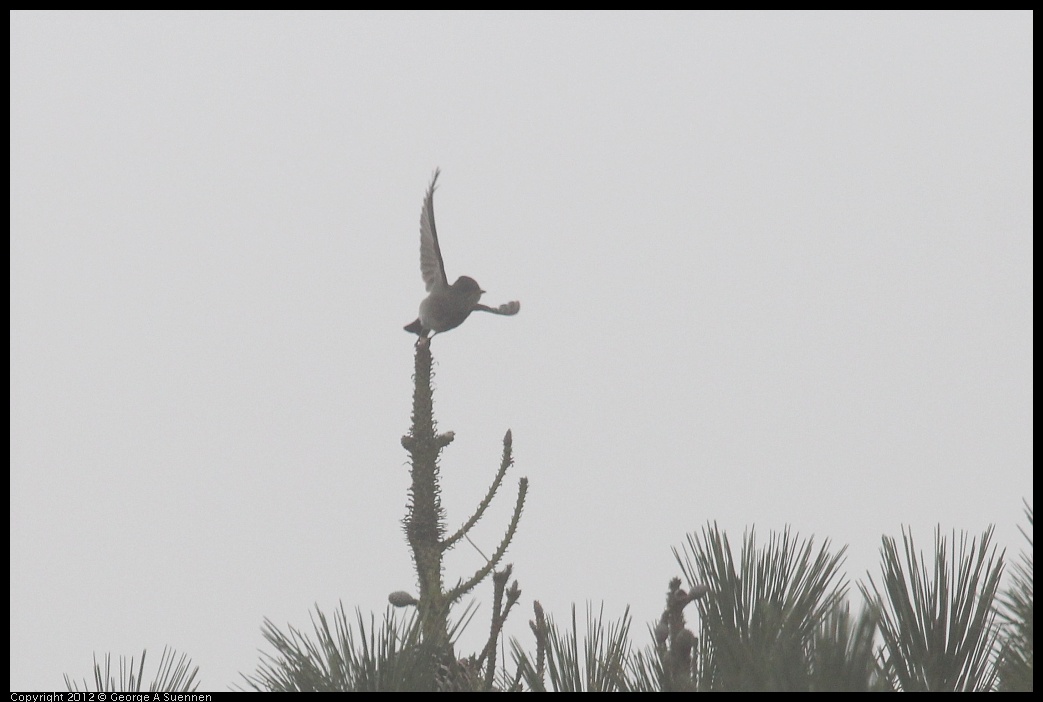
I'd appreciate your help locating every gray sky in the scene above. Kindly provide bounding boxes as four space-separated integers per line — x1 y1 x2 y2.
10 11 1032 691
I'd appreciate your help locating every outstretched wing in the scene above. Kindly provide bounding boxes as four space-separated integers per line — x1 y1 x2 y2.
474 300 521 316
419 169 449 292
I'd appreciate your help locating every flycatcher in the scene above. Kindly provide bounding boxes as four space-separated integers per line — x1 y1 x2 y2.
404 169 520 338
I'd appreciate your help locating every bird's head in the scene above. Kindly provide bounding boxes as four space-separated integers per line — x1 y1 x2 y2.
452 276 484 294
451 275 485 307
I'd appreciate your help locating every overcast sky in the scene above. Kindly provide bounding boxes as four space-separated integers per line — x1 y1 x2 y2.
10 11 1032 691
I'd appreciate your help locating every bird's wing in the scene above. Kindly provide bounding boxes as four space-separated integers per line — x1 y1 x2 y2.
419 169 449 292
474 301 521 316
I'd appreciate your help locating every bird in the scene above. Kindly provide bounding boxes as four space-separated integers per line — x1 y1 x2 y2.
404 169 520 338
